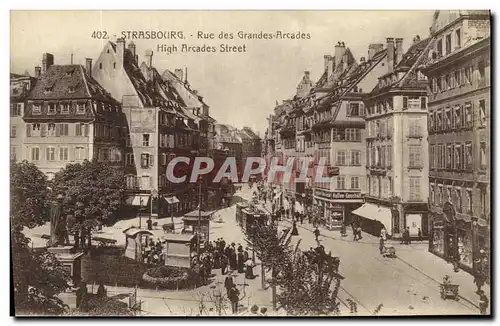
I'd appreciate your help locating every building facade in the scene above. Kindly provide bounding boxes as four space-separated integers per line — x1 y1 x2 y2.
10 72 37 163
23 53 124 179
421 10 491 275
362 36 433 238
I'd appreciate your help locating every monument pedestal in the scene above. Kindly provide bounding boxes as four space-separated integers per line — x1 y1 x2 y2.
47 246 84 309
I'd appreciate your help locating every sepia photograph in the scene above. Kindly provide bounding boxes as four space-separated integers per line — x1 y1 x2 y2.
9 9 491 317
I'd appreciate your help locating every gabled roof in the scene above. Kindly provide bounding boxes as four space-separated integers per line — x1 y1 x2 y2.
27 64 117 104
369 37 434 97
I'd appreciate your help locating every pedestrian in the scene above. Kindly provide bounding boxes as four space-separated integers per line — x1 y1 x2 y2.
260 307 268 316
417 228 423 242
237 251 245 273
96 282 107 297
224 274 234 297
406 227 411 244
352 224 358 241
341 223 347 237
220 254 228 275
228 284 240 314
245 258 255 279
300 213 304 225
400 228 405 244
313 226 320 242
479 291 489 315
380 227 387 241
357 226 363 240
76 281 88 309
379 235 385 255
243 248 249 262
291 220 299 236
146 218 153 230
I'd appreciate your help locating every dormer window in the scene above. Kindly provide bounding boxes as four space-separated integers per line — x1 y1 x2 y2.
44 86 53 94
60 103 70 114
32 104 41 115
65 70 74 77
68 86 76 93
47 103 56 115
76 103 85 114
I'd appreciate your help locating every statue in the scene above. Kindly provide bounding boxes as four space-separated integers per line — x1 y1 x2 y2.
49 195 68 246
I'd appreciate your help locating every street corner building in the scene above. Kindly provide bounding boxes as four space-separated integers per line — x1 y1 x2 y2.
419 11 491 277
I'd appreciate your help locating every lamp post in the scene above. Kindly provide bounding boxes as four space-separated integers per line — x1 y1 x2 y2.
197 176 202 256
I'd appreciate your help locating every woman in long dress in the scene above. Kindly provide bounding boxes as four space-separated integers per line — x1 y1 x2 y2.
237 251 245 273
245 258 255 279
291 220 299 236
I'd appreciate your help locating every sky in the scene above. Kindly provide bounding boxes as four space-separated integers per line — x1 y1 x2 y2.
10 10 434 134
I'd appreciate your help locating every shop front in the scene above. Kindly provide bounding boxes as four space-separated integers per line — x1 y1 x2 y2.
313 189 363 230
429 201 490 276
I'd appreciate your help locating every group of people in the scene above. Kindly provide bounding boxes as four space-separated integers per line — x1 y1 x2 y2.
204 238 256 280
142 238 165 266
400 227 423 245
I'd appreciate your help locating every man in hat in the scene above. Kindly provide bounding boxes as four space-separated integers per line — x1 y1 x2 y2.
228 284 240 314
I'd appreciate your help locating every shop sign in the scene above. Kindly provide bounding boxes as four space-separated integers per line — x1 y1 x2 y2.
315 189 363 200
327 167 340 176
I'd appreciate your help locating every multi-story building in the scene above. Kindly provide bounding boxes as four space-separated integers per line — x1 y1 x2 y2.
10 72 37 163
362 36 434 238
237 127 262 180
309 41 388 230
214 124 243 180
23 53 124 179
421 10 491 275
92 39 196 218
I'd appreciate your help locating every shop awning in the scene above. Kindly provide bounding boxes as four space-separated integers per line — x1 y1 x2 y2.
126 195 150 206
165 196 180 204
352 203 392 234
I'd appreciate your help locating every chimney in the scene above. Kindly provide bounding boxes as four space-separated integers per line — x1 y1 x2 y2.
174 68 184 81
334 42 346 72
193 90 198 95
386 38 395 73
395 38 404 66
42 53 54 72
304 71 310 80
184 67 188 83
413 35 421 45
145 50 153 68
324 55 333 81
116 38 126 67
34 66 41 78
85 58 93 77
368 43 384 60
128 42 136 56
360 56 366 63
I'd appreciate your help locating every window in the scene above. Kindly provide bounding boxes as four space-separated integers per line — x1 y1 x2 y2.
75 123 84 136
141 175 152 190
478 100 486 126
441 76 447 92
350 150 361 166
46 147 56 161
76 103 85 114
453 105 462 129
437 77 442 92
454 144 462 170
480 142 487 169
59 147 69 161
446 74 452 90
454 70 460 88
126 153 135 166
371 146 376 166
387 118 393 138
446 144 452 169
113 62 116 69
437 38 443 57
465 189 472 214
455 29 461 48
478 60 485 81
10 146 17 162
47 103 56 115
449 73 455 89
31 123 41 137
408 118 421 137
161 153 168 166
420 97 427 109
31 147 40 161
409 177 421 201
429 111 435 131
465 66 472 84
445 34 452 54
437 185 443 205
142 134 150 147
336 176 346 190
75 146 85 161
350 176 360 190
345 128 361 142
10 125 16 138
336 150 346 166
99 63 103 69
113 148 122 162
349 102 360 116
387 145 392 167
465 102 473 127
432 78 438 93
430 145 435 169
60 104 70 114
445 108 452 130
32 104 41 115
403 96 408 109
441 144 446 169
11 104 21 116
409 145 422 168
465 142 473 170
480 186 487 216
141 153 154 168
47 123 56 137
126 175 137 189
455 188 462 213
58 124 69 136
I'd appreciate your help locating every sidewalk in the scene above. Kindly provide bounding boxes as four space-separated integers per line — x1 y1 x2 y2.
280 217 489 311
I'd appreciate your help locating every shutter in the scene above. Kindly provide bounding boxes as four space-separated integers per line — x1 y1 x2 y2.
360 103 365 116
84 124 89 137
26 124 31 137
76 124 81 136
46 148 50 161
403 97 408 109
59 148 63 161
149 154 154 167
55 124 60 137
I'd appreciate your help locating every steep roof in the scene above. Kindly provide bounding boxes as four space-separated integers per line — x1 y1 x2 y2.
27 64 118 104
369 37 434 96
